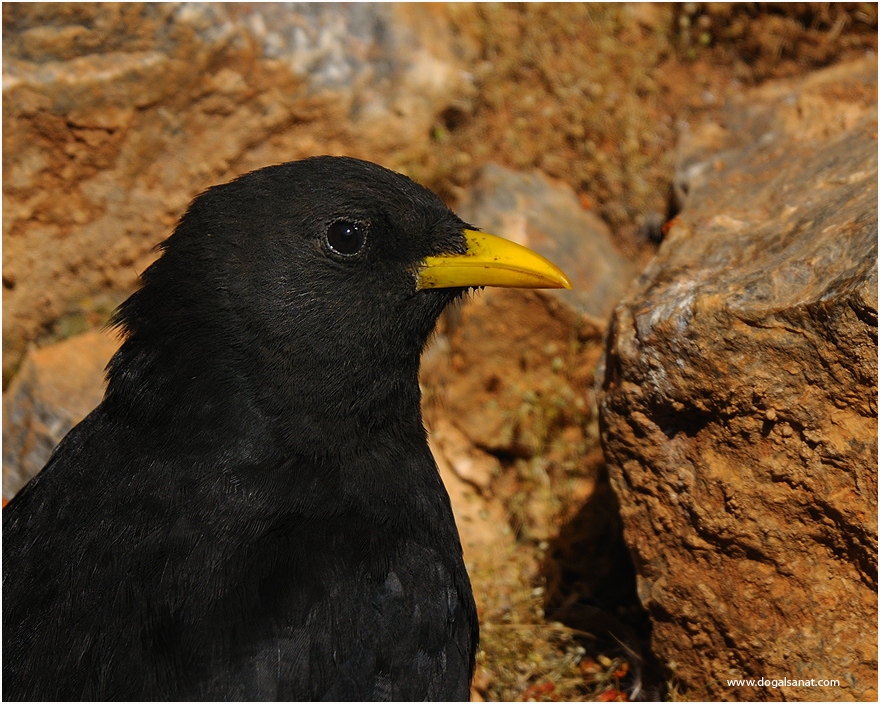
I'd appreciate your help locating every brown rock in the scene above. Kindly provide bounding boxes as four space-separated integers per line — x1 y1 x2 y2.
2 330 119 500
430 424 514 565
430 416 500 493
600 58 877 701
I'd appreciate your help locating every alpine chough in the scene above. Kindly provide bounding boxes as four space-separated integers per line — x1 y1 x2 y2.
3 156 571 701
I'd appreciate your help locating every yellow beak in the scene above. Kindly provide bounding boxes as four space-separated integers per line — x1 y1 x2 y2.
416 230 572 291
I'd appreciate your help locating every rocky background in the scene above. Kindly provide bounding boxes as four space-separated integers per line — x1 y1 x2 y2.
3 4 877 702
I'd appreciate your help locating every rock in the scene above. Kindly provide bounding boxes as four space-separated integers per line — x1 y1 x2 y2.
600 57 877 701
456 163 640 320
430 416 500 493
2 2 470 383
430 422 514 564
2 330 119 501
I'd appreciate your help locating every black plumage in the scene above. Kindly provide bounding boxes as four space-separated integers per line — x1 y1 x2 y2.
3 156 568 701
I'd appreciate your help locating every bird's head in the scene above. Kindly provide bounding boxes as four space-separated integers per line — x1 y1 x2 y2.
106 156 569 453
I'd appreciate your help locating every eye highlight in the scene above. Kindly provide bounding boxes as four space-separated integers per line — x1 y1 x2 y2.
326 220 367 256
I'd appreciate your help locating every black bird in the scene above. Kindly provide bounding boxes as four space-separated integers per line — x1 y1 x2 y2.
3 156 571 701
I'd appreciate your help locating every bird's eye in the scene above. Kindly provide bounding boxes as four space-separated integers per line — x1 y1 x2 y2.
326 220 366 256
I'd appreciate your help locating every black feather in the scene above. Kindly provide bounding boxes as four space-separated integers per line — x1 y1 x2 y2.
3 156 479 701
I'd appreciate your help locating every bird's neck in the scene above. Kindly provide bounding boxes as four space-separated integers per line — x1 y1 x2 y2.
105 329 431 458
102 336 459 552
